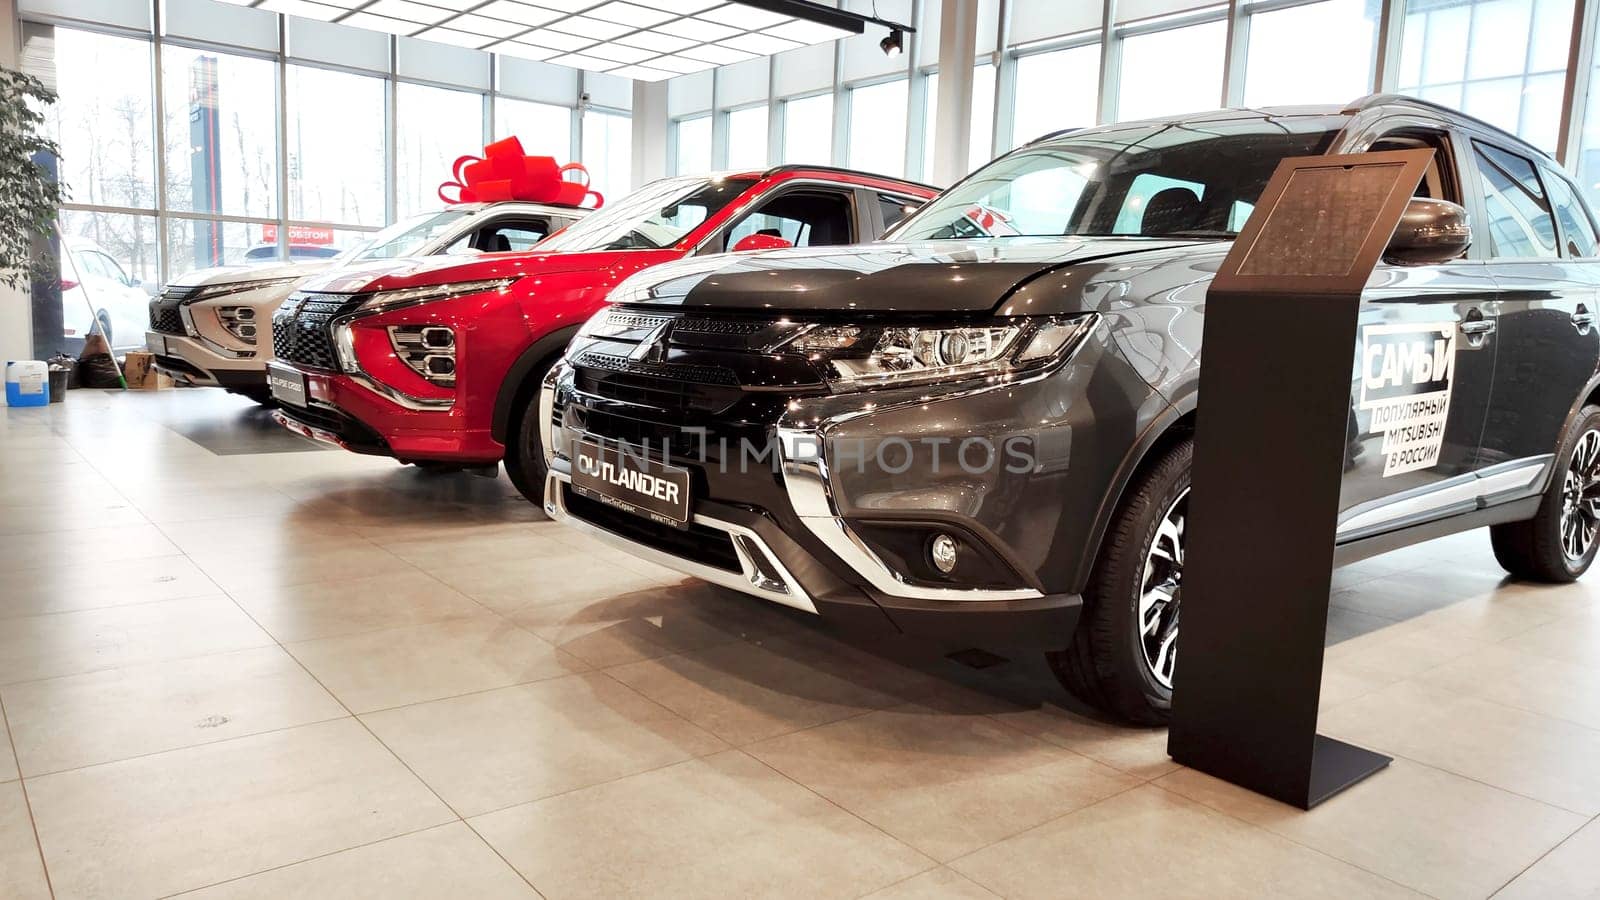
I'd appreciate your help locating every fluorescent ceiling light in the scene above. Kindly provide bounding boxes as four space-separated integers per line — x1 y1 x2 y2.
615 30 696 52
258 0 343 20
414 26 496 47
763 18 856 43
585 1 676 26
580 41 656 62
547 14 631 39
656 16 738 41
306 0 370 7
517 27 596 50
678 42 756 64
701 2 785 29
363 0 454 24
489 39 559 59
717 32 801 55
412 0 484 10
632 0 720 13
609 64 674 81
338 11 427 34
645 53 715 72
474 1 564 26
550 52 618 71
447 14 528 37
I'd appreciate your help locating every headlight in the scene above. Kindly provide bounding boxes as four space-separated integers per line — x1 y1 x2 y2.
785 315 1099 391
188 277 297 301
360 277 517 312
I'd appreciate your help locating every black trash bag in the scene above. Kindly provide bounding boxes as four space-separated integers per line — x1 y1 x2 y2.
76 334 122 389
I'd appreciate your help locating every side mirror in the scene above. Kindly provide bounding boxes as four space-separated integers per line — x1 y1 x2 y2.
732 233 793 253
1385 198 1472 266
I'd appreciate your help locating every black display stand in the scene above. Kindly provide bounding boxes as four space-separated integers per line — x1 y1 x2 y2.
1167 150 1434 810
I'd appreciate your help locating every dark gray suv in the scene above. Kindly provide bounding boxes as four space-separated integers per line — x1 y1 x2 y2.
540 95 1600 724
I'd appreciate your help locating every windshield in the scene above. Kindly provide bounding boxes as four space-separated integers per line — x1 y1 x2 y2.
337 210 470 262
535 176 757 253
892 116 1345 242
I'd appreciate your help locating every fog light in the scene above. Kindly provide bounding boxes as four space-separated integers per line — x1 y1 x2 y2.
389 324 456 386
929 533 959 574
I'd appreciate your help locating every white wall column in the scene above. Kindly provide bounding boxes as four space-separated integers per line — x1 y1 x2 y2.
930 0 978 186
631 79 670 189
0 0 31 363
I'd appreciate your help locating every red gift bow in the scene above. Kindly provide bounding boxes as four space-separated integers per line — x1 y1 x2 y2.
436 136 605 209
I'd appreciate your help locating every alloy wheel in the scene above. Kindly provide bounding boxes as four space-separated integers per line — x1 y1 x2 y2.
1561 429 1600 562
1139 487 1188 689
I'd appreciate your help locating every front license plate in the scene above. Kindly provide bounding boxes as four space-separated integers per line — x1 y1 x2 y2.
267 363 307 408
146 333 168 355
571 439 692 528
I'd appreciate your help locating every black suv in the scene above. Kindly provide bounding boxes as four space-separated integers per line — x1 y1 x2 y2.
540 95 1600 724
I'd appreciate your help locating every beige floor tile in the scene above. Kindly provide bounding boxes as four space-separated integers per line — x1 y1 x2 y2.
861 868 999 899
0 716 16 783
0 554 220 619
991 703 1180 780
190 541 413 595
1495 816 1600 900
378 526 577 571
1321 680 1600 816
0 522 180 573
0 500 147 536
2 646 347 775
439 553 679 616
471 749 930 899
1499 612 1600 667
362 673 726 816
1158 759 1585 900
158 513 353 558
228 570 485 643
1417 643 1600 731
1323 617 1492 684
748 703 1138 862
286 613 586 713
178 823 536 899
508 582 788 667
607 632 932 746
952 784 1418 900
27 719 453 900
0 781 49 899
0 595 273 685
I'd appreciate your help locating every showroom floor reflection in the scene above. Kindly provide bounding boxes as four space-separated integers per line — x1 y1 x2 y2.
2 390 1597 899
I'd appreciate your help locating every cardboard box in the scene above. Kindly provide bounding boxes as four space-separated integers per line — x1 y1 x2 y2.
121 352 173 390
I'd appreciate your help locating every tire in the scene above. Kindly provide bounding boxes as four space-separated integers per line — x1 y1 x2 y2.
1048 435 1192 725
1490 404 1600 583
504 356 559 504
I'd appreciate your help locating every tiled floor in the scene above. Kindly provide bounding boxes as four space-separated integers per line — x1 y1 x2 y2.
2 388 1598 899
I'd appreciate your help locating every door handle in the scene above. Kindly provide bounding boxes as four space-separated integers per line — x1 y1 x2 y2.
1460 320 1496 335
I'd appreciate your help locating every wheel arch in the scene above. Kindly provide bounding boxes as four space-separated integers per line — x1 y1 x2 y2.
1069 398 1196 595
491 323 581 445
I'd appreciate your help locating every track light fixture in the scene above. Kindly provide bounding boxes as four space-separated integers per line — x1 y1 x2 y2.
879 27 904 56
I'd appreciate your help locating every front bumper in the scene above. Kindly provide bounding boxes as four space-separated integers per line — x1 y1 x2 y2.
271 366 501 463
540 365 1090 649
144 330 262 390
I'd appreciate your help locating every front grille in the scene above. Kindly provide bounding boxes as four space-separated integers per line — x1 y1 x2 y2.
569 406 706 457
572 350 742 417
272 293 363 371
148 303 184 335
564 486 741 572
672 317 772 337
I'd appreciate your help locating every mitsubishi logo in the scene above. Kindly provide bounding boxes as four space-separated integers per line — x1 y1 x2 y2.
628 319 672 363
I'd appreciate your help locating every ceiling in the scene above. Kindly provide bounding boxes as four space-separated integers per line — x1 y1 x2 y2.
217 0 859 81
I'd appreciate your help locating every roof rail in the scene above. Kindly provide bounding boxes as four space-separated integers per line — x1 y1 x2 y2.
758 163 937 193
1341 93 1554 159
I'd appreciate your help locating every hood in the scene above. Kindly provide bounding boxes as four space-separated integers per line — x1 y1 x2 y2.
298 248 679 295
167 260 331 289
608 237 1205 315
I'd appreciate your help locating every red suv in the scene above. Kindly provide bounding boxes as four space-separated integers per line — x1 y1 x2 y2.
268 166 935 499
